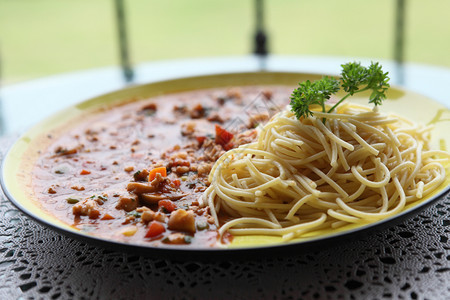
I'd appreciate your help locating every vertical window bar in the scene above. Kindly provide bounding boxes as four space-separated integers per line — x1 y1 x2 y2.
254 0 268 56
394 0 406 84
114 0 134 82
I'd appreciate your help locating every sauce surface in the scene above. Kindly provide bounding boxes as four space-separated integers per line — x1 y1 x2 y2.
31 86 292 248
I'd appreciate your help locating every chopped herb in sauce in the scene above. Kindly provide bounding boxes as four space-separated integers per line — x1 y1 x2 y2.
66 198 80 204
196 221 209 231
126 211 142 218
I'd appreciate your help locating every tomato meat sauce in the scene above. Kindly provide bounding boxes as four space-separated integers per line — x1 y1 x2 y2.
31 86 291 248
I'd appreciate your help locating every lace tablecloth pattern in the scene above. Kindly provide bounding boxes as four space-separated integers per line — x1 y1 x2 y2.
1 134 449 300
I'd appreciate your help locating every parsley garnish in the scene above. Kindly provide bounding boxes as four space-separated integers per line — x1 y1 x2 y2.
290 76 340 119
290 62 390 122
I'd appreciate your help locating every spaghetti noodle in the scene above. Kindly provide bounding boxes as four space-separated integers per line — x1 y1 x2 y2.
202 103 450 241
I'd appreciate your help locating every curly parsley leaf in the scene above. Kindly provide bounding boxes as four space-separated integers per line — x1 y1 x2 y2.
289 76 340 119
290 61 390 121
340 61 369 95
366 62 390 106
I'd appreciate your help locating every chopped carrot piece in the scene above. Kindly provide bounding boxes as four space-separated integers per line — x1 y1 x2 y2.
101 213 115 220
158 200 177 213
148 167 167 181
80 169 91 175
172 179 181 188
145 221 165 238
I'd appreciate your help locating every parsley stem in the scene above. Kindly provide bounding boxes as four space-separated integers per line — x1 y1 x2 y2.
327 93 351 114
327 86 370 114
321 102 326 123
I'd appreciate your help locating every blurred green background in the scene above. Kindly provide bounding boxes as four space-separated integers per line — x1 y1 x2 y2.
1 0 449 85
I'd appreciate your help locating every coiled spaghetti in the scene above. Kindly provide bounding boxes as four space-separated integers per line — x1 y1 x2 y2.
202 103 450 241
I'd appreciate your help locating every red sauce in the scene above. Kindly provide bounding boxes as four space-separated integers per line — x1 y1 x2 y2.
31 86 292 248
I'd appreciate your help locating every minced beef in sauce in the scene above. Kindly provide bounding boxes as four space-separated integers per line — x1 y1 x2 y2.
32 86 292 248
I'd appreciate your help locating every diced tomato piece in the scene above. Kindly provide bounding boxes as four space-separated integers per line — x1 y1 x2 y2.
80 169 91 175
196 136 206 146
148 167 167 181
158 199 177 213
145 221 165 238
223 142 234 151
215 125 234 148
